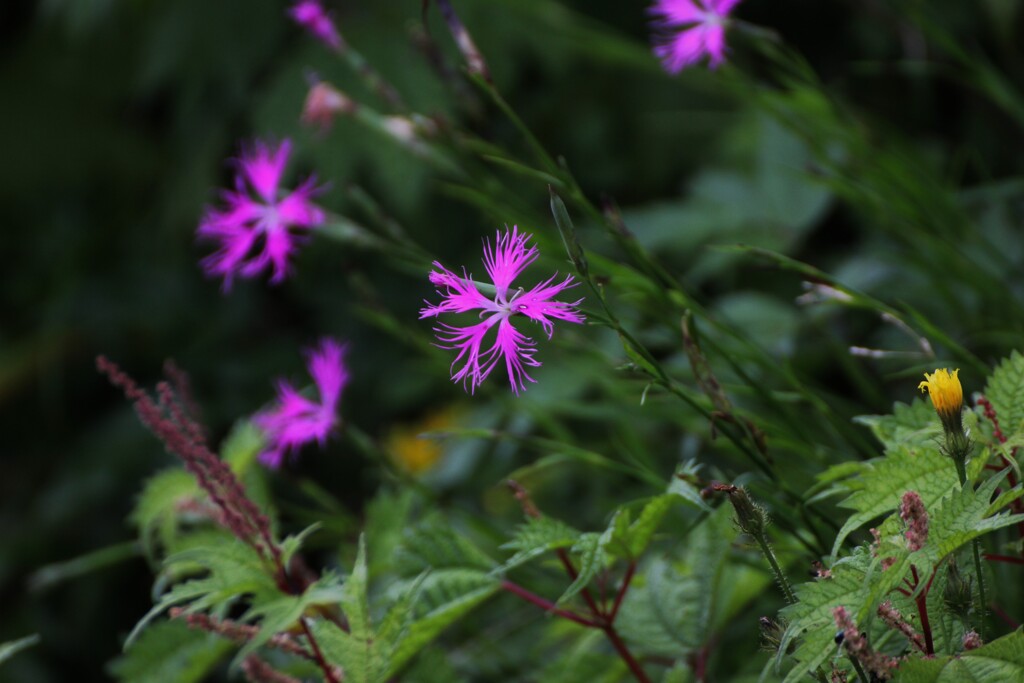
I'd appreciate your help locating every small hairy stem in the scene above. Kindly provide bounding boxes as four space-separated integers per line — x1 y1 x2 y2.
984 553 1024 565
754 534 797 605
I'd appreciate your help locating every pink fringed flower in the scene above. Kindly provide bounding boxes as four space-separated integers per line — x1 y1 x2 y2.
649 0 741 72
420 227 584 395
255 338 347 469
197 140 325 289
289 0 342 51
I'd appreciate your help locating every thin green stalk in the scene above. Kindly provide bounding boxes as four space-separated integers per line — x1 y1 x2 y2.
848 657 870 683
952 449 987 639
753 534 797 605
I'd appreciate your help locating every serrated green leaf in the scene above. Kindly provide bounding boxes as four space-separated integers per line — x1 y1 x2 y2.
986 351 1024 441
616 506 736 657
778 551 871 682
538 630 625 683
667 476 713 512
312 619 385 683
131 469 198 561
896 630 1024 682
233 572 345 666
127 538 279 649
110 620 231 683
388 580 498 675
221 420 265 473
500 516 581 571
0 635 39 667
344 535 372 639
608 496 674 559
280 523 322 567
854 399 940 448
557 524 615 606
830 444 958 558
397 518 496 576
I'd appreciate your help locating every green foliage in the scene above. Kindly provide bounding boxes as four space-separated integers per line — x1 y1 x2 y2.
823 440 958 557
109 621 231 683
616 506 742 657
501 516 582 571
985 351 1024 440
896 631 1024 682
0 635 39 668
132 468 198 561
313 536 499 682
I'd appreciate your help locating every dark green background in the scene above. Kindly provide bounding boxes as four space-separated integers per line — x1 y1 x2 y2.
3 0 1024 680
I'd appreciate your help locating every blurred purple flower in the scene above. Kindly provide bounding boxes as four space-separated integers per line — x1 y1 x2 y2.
289 0 343 51
197 140 325 289
420 227 584 395
649 0 741 72
255 338 347 469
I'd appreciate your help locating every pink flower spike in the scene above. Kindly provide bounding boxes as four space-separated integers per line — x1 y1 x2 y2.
289 0 343 52
255 338 348 469
648 0 741 73
197 139 325 290
420 226 584 395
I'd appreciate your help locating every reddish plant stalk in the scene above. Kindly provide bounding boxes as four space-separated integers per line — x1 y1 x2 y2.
506 481 650 683
609 561 637 623
300 620 342 683
985 553 1024 565
100 358 339 683
500 581 601 628
989 602 1020 629
910 565 935 655
977 396 1024 544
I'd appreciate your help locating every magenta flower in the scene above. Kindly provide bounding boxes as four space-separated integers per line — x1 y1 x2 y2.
254 338 347 469
420 227 584 395
288 0 343 52
197 139 325 289
648 0 741 72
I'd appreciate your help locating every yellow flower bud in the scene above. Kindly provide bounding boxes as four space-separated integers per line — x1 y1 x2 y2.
918 368 964 436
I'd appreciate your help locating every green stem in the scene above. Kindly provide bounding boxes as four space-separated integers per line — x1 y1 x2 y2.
972 540 987 639
754 534 797 605
951 442 987 639
848 657 870 683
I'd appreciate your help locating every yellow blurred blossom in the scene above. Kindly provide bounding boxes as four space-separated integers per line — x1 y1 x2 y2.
386 409 458 475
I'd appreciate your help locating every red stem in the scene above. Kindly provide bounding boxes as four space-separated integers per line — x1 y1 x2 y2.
990 603 1020 629
609 561 636 624
984 553 1024 565
556 548 606 619
910 565 935 655
500 581 601 628
603 624 653 683
977 396 1024 544
300 620 341 683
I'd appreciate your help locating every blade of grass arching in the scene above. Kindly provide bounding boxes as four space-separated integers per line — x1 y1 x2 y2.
479 0 662 73
29 541 140 593
904 8 1024 130
431 427 666 488
897 302 989 377
468 73 564 176
715 244 979 375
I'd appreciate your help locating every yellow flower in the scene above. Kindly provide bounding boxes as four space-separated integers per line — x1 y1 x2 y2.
386 409 457 475
918 368 963 429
